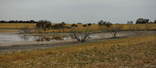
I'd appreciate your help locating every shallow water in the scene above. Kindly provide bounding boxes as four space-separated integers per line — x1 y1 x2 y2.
0 33 100 43
0 32 131 43
0 33 36 43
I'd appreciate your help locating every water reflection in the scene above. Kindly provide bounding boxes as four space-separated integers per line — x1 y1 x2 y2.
0 33 99 43
35 35 64 41
0 33 69 43
20 34 40 41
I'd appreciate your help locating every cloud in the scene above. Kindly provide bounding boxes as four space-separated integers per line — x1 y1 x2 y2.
0 0 156 23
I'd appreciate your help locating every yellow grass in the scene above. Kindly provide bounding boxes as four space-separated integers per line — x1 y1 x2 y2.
0 23 36 29
0 35 156 68
0 23 156 32
26 24 156 33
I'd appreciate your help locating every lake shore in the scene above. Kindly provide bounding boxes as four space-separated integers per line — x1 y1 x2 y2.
0 31 155 52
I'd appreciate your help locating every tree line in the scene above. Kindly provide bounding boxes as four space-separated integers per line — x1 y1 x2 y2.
0 20 37 23
0 18 156 24
135 18 156 24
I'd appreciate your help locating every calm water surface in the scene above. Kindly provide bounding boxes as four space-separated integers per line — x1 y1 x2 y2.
0 33 36 43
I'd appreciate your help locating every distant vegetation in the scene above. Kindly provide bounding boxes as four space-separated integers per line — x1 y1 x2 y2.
0 18 156 33
0 18 156 24
0 20 37 23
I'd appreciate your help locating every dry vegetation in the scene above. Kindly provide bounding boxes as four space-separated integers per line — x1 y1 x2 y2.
0 35 156 68
0 23 156 32
0 23 36 29
0 23 36 32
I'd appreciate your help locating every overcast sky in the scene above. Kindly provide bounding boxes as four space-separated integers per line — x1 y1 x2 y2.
0 0 156 24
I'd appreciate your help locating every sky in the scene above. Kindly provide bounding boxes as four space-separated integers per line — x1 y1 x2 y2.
0 0 156 24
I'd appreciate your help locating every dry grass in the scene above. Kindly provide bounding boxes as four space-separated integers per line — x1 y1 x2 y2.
0 23 36 29
0 35 156 68
0 23 156 32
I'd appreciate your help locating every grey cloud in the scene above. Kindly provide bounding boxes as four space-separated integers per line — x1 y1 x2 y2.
0 0 156 23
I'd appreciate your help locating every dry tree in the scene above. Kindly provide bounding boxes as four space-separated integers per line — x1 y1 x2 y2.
69 24 92 42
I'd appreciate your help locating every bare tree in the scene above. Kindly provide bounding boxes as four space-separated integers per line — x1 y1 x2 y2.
110 25 122 38
70 24 92 42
